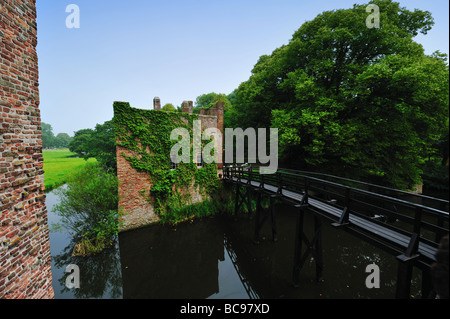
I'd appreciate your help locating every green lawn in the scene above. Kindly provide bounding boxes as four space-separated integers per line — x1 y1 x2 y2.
43 148 96 191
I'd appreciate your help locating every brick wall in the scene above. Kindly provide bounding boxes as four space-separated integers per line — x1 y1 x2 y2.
200 101 224 168
116 101 223 232
117 144 158 231
0 0 54 299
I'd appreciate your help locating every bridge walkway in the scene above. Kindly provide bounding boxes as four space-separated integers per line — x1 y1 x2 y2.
223 166 449 299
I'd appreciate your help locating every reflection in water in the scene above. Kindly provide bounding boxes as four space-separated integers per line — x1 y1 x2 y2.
119 216 250 299
222 234 260 299
52 240 123 299
119 203 422 299
48 186 423 299
46 188 123 299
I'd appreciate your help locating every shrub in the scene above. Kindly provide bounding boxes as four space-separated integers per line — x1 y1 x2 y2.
52 162 120 256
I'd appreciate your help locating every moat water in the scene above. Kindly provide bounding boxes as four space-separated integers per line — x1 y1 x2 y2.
47 188 426 299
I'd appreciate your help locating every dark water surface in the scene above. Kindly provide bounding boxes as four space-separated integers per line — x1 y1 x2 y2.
47 189 423 299
47 188 123 299
119 207 423 299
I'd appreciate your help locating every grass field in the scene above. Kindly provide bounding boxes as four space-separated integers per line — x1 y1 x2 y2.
43 148 96 191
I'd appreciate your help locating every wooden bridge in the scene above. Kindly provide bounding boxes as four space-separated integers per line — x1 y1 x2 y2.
222 165 449 299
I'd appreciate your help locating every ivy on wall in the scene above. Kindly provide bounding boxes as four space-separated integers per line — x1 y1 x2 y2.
113 102 221 223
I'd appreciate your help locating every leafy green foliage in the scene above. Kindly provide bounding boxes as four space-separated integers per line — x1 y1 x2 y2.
68 121 117 172
52 162 120 256
88 120 117 171
422 160 449 192
194 92 232 113
229 0 449 189
42 122 73 149
113 102 221 223
68 128 94 155
162 103 176 112
422 133 449 196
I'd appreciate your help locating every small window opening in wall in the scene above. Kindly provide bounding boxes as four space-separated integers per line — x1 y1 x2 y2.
196 153 203 168
171 155 177 170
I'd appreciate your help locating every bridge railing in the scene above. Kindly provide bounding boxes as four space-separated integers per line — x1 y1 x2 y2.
223 165 449 254
299 173 448 246
280 168 449 212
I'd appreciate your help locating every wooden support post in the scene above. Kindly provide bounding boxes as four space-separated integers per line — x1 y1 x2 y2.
421 268 434 299
314 215 323 282
395 233 420 299
395 261 414 299
332 187 351 228
292 194 320 288
234 184 246 219
292 205 305 287
247 187 252 219
234 183 253 220
292 211 324 287
276 171 282 195
270 195 278 242
396 206 424 299
253 193 278 243
253 191 262 244
234 184 240 217
332 207 350 227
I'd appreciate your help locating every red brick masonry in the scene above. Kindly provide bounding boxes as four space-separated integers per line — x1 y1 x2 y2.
0 0 54 299
116 102 224 232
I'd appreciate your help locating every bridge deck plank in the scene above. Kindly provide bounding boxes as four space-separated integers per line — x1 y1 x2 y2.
231 177 437 262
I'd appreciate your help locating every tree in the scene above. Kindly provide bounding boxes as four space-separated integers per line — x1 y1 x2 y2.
42 122 73 148
68 128 94 155
52 162 119 256
227 90 238 106
68 121 117 172
42 122 56 148
194 92 232 113
195 93 218 109
88 120 117 172
230 0 448 189
54 133 72 148
162 103 176 112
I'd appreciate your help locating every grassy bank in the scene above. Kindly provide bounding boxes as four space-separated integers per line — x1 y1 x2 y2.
43 148 96 192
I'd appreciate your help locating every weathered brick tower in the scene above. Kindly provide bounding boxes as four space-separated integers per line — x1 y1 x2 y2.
115 99 224 231
0 0 54 298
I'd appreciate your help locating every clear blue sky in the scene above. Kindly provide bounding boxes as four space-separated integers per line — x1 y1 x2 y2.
35 0 449 136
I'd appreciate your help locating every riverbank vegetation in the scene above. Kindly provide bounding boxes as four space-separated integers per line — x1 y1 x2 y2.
51 162 120 257
44 124 119 256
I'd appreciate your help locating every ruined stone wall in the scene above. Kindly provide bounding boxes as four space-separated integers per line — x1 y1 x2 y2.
200 101 224 168
117 144 158 231
116 100 223 231
0 0 54 298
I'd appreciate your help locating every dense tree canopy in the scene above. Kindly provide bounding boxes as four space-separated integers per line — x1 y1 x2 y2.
194 92 232 113
68 120 116 172
68 128 94 155
41 122 73 149
161 103 176 112
228 0 449 189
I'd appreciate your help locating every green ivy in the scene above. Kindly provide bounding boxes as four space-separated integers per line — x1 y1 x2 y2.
113 102 221 223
